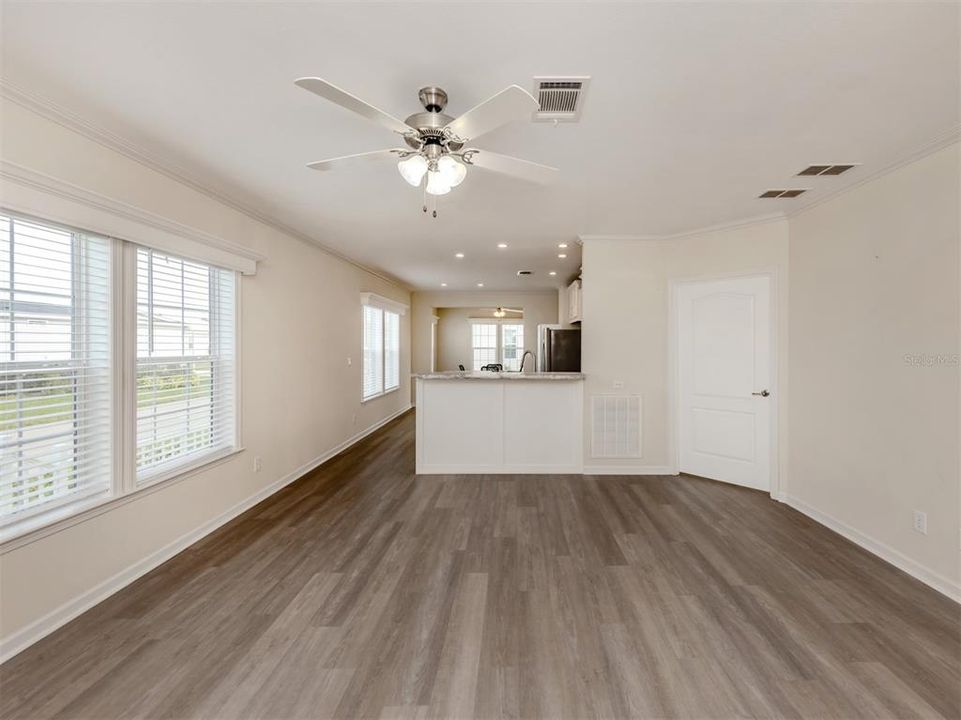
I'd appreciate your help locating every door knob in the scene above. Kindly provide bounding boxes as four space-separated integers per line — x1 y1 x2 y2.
752 390 770 397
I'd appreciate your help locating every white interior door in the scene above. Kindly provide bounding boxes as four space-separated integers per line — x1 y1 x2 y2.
676 275 772 490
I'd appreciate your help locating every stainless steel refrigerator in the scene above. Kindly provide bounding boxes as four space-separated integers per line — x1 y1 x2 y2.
537 325 581 372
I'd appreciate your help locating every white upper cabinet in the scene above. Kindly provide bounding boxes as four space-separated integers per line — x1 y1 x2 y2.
568 278 583 323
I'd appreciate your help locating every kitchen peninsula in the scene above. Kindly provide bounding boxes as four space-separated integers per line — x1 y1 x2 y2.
413 371 584 474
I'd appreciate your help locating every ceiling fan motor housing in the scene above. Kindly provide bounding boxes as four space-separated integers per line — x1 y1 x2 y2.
403 86 464 151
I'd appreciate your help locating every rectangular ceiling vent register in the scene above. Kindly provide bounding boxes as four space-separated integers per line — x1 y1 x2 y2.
759 189 808 198
533 76 590 122
797 164 858 176
591 395 642 458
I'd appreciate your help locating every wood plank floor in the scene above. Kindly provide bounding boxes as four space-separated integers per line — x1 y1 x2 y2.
2 409 959 719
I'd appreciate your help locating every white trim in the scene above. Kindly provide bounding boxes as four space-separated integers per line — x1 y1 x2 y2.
579 214 786 245
668 269 781 496
786 124 961 220
360 292 408 316
417 464 583 474
360 386 399 404
583 465 676 476
0 404 412 663
0 79 407 289
779 494 961 604
0 448 243 552
0 162 262 275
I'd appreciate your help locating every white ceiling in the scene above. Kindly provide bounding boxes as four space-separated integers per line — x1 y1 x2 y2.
1 2 958 290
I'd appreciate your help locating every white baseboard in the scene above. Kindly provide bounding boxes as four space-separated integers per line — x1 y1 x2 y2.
779 494 961 604
583 465 677 476
0 404 411 664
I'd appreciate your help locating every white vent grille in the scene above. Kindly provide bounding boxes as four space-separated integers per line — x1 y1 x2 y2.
533 76 589 122
591 395 642 458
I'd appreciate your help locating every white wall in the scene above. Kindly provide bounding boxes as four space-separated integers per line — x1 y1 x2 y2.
787 142 960 596
410 290 558 382
0 98 412 652
581 220 790 477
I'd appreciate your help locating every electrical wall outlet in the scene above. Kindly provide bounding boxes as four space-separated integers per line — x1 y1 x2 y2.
912 510 927 535
613 380 624 390
253 456 262 473
347 356 352 366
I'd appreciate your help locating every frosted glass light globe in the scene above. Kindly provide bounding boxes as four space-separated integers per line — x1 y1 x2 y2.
397 155 428 186
437 155 467 187
426 170 451 196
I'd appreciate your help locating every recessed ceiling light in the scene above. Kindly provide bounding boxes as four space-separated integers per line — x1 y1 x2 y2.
497 243 508 249
558 243 568 249
455 252 465 258
441 282 447 287
549 271 557 276
558 253 567 259
477 282 484 287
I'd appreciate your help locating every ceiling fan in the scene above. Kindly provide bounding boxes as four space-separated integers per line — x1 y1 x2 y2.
295 78 559 216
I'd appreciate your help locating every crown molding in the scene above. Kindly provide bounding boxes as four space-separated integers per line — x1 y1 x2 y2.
0 78 409 290
786 122 961 220
578 212 786 245
1 160 264 272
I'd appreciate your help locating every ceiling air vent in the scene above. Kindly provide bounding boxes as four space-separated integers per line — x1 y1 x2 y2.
759 189 808 199
797 164 858 176
532 76 590 122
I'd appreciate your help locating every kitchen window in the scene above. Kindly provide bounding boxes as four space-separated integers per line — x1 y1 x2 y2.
0 210 240 539
470 320 525 370
361 293 404 400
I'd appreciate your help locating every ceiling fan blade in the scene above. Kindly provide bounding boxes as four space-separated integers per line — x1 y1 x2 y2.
445 85 538 141
462 149 558 184
307 149 406 171
295 77 412 135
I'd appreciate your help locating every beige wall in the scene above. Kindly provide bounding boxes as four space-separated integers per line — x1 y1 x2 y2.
410 290 558 385
581 220 790 475
0 99 412 647
787 142 960 593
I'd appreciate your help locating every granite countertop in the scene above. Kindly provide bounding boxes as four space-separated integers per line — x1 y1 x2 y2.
412 371 585 380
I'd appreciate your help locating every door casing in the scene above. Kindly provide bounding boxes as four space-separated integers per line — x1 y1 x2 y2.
668 269 781 497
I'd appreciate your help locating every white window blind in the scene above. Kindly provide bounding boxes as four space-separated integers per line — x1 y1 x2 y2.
362 304 400 400
362 304 383 400
0 214 112 521
384 311 400 391
501 323 524 371
136 248 236 479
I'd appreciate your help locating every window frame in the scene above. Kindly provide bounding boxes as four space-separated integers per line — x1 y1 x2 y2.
360 293 406 403
0 210 243 547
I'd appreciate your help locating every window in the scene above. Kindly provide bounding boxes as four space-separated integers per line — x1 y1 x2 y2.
470 320 525 370
0 210 240 537
136 248 235 480
0 214 111 521
501 323 524 371
471 323 498 370
362 295 402 400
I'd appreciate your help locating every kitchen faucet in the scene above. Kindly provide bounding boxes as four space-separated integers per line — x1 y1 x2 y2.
519 350 535 373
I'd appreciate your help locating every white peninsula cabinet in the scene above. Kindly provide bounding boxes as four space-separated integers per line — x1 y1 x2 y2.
414 372 584 474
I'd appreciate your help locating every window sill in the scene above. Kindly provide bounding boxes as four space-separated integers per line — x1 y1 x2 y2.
361 386 399 404
0 446 245 554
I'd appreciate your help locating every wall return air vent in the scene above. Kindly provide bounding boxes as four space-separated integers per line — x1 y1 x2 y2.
532 76 590 122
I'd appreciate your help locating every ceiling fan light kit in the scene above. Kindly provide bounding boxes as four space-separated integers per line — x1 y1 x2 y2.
296 77 559 217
